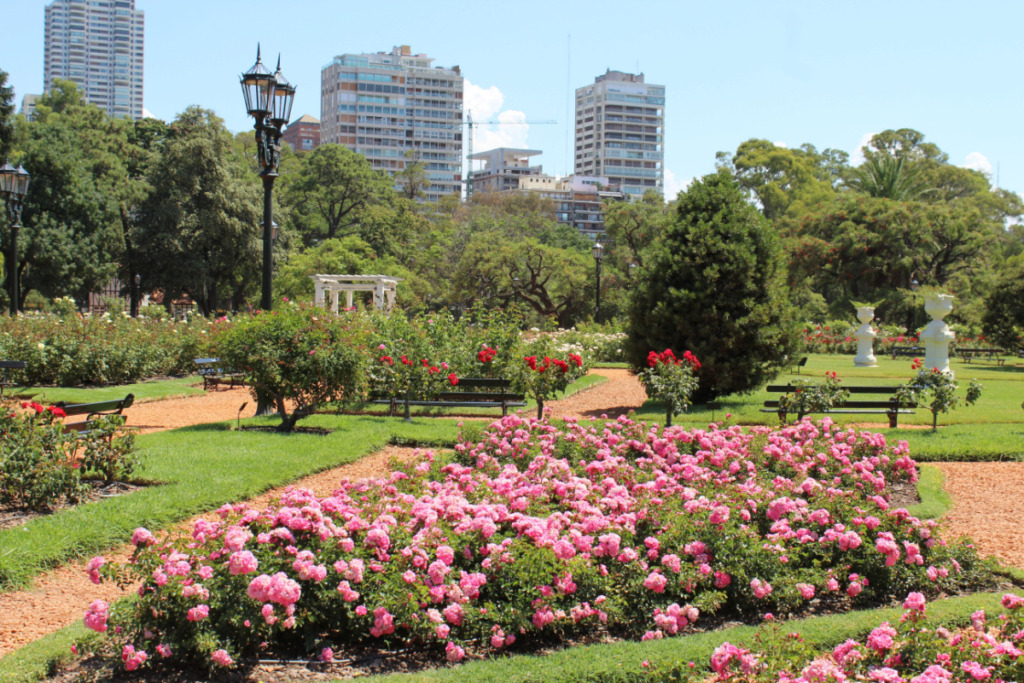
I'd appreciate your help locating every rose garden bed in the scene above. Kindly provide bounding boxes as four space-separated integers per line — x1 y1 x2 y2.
76 414 996 678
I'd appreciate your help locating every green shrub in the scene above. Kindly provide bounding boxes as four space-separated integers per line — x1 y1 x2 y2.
0 400 85 510
214 305 370 432
638 349 701 427
625 173 798 403
0 314 212 386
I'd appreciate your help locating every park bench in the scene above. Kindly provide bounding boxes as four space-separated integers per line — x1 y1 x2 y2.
890 346 923 361
373 377 526 418
54 393 134 436
793 357 808 374
0 360 25 397
762 385 916 428
194 358 245 391
957 348 1006 365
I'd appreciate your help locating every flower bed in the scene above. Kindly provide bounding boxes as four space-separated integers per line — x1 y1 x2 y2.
698 592 1024 683
0 314 211 386
82 416 991 674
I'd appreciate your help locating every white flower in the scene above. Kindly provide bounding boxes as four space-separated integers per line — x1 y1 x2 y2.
37 342 45 350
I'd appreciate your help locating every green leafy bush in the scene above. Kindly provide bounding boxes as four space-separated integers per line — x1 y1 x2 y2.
776 372 850 423
0 401 137 510
638 349 701 427
897 362 983 430
625 173 798 402
0 314 211 386
0 401 84 510
214 305 370 432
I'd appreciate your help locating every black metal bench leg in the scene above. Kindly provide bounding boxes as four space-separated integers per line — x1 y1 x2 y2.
887 411 897 429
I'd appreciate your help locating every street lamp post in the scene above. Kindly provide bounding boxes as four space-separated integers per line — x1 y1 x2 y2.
0 161 30 316
592 241 604 323
131 273 141 318
240 45 295 312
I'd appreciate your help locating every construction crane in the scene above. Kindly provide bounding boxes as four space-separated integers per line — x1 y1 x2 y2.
464 111 556 199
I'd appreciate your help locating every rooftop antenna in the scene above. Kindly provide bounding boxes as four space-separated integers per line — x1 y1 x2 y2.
565 34 571 177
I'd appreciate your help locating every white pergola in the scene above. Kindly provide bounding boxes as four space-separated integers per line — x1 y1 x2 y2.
310 274 402 313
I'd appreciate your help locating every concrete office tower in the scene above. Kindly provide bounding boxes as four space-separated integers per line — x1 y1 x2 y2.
43 0 144 120
574 70 664 199
321 45 463 203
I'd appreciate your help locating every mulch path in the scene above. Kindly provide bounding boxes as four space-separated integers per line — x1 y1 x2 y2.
1 371 1019 670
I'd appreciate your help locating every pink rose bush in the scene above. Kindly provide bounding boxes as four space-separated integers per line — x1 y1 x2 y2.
701 593 1024 682
84 415 988 672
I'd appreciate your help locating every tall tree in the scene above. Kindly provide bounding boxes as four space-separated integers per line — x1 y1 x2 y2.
283 144 395 246
11 81 124 305
134 107 262 315
0 69 14 160
625 172 798 402
716 139 840 219
602 189 670 271
844 155 931 200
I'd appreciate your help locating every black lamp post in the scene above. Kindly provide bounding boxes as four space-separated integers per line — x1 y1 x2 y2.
0 161 30 316
131 273 141 318
592 241 604 323
240 45 295 312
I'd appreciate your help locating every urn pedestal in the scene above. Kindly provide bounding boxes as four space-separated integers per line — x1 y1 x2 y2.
853 306 878 367
920 294 955 374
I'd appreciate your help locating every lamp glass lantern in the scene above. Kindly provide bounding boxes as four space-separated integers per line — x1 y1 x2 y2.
592 242 604 261
239 48 276 119
269 61 296 129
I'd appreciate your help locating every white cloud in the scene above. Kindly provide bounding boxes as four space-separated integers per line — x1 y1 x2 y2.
850 131 877 166
462 79 533 188
773 141 788 149
963 152 992 176
141 107 156 119
663 169 693 201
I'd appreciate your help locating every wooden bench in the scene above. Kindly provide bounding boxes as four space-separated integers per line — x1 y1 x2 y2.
194 358 245 391
957 348 1006 365
373 378 526 418
54 394 134 435
762 385 916 428
890 346 923 360
0 360 25 397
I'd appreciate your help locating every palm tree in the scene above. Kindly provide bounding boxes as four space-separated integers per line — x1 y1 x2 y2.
845 156 932 201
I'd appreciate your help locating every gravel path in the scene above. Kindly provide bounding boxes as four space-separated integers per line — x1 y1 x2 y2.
0 371 1018 660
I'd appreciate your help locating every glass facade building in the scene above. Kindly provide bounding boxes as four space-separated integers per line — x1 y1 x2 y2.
43 0 144 120
574 70 664 199
321 45 463 202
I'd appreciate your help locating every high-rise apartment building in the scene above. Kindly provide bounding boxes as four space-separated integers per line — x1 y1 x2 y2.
574 70 664 199
43 0 144 120
321 45 463 202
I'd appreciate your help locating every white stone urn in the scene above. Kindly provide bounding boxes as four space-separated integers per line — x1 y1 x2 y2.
853 306 877 366
920 294 955 374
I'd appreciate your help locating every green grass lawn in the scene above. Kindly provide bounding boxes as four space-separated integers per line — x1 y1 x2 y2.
1 356 1020 680
630 353 1024 459
13 375 207 405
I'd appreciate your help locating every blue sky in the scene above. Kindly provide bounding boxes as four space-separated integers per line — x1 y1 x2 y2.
2 0 1021 199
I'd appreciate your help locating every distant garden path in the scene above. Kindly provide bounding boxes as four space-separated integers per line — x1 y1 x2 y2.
0 371 1019 659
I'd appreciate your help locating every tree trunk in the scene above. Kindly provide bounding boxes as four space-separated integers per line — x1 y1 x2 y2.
536 399 544 421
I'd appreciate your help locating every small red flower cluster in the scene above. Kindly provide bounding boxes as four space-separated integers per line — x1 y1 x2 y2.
477 347 497 364
825 371 838 380
911 358 923 371
400 356 414 367
568 353 583 367
646 349 700 369
448 373 459 386
21 401 65 418
378 355 394 366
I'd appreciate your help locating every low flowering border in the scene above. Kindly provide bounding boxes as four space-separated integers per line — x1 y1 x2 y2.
83 416 992 674
698 592 1024 683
